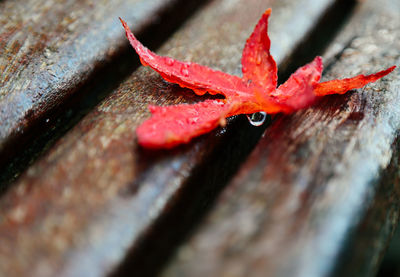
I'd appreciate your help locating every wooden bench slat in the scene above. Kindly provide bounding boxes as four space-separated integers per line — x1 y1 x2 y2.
0 0 206 172
0 0 342 276
161 1 400 277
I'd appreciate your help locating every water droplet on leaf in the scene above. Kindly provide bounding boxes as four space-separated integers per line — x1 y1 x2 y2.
256 55 262 65
246 112 267 126
165 57 174 66
181 64 189 76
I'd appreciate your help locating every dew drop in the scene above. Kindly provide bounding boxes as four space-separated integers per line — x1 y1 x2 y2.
165 57 174 66
246 112 267 126
181 64 189 76
256 55 262 65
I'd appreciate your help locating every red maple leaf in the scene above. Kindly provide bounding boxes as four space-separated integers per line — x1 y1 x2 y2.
120 9 395 148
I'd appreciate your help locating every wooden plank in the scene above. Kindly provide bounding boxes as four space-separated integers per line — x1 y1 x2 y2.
161 1 400 277
0 0 207 173
0 0 346 276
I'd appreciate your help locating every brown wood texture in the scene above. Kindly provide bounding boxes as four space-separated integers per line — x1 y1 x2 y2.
0 0 208 173
161 1 400 277
0 0 345 276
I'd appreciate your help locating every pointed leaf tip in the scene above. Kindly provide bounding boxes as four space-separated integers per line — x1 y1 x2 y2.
242 6 277 91
314 65 396 96
120 17 253 99
136 100 233 148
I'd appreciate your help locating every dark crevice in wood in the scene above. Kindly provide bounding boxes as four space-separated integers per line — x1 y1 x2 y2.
269 0 358 221
277 0 356 84
322 35 357 73
109 1 364 276
376 221 400 277
0 0 211 192
110 115 272 277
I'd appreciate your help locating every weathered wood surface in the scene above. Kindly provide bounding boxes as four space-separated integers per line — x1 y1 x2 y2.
0 0 207 173
162 1 400 277
0 0 347 276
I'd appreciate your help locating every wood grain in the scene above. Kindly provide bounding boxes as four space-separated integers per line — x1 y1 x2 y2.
0 0 207 171
161 1 400 277
0 0 342 276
